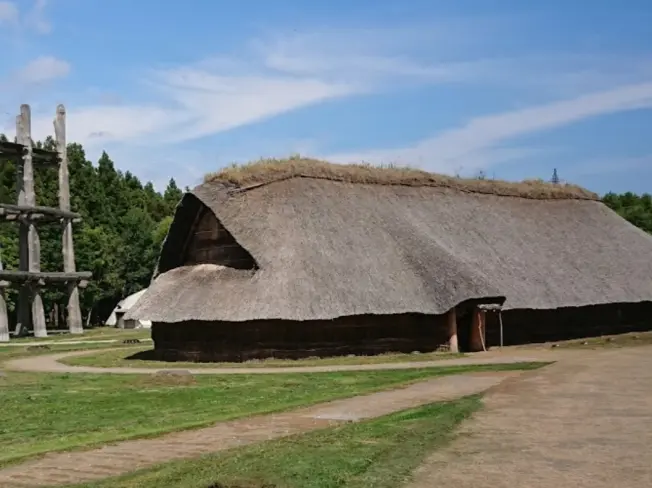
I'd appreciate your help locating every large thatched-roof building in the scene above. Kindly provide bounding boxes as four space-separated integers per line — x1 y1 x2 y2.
127 159 652 362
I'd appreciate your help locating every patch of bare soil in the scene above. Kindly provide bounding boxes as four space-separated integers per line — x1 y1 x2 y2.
406 345 652 488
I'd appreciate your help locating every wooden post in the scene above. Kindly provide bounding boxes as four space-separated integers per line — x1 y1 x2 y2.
16 104 47 338
446 307 459 353
14 114 30 337
470 307 486 352
55 104 83 335
0 281 8 342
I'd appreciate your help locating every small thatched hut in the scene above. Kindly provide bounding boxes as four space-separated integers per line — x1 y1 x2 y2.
127 158 652 362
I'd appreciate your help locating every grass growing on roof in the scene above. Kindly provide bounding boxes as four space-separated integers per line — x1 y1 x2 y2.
61 346 464 369
204 156 599 200
0 361 546 468
70 395 483 488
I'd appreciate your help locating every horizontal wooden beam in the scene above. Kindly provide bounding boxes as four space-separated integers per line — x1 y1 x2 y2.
0 215 82 224
0 141 60 165
0 203 81 223
0 271 92 285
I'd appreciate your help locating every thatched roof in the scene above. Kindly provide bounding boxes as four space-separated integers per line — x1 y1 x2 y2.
205 157 599 200
128 159 652 323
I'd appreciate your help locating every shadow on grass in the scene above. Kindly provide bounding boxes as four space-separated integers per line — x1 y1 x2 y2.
124 349 158 361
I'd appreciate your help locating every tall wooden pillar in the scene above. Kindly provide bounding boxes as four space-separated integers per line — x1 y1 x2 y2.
469 307 486 352
14 121 30 336
16 104 47 338
55 105 83 334
0 281 8 342
446 307 459 353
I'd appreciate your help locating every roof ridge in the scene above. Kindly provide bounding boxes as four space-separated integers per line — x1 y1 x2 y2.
207 173 599 202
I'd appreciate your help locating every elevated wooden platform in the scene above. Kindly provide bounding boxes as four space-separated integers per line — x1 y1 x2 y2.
0 141 60 165
0 103 89 341
0 204 81 223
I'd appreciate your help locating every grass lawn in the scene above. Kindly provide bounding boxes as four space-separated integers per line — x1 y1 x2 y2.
552 331 652 349
7 327 151 343
61 346 464 369
69 395 482 488
0 342 138 364
0 361 545 468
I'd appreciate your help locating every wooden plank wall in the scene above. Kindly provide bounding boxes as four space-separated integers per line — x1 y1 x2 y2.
151 313 451 362
183 208 255 269
485 301 652 346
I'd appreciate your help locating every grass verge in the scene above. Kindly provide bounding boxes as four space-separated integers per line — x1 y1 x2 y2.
6 327 150 343
0 362 545 468
70 395 483 488
0 342 139 364
61 347 464 369
552 331 652 349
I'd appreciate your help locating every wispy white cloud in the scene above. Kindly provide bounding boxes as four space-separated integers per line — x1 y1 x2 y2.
24 0 51 34
0 1 18 24
252 25 522 92
20 26 469 148
14 24 509 150
16 70 355 150
14 55 69 83
28 105 190 146
150 67 355 143
3 21 652 191
0 0 51 33
325 82 652 173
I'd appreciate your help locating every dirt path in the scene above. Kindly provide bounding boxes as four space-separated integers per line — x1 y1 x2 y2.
0 371 515 487
4 347 558 374
407 345 652 488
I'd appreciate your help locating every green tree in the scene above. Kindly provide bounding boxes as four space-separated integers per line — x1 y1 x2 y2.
163 178 183 212
153 216 173 250
603 192 652 234
0 134 180 328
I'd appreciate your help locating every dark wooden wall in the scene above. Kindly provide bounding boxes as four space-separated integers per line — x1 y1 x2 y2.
151 302 652 362
183 207 255 269
152 313 450 362
485 301 652 347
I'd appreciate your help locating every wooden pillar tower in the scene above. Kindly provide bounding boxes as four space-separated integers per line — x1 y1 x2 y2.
0 104 91 341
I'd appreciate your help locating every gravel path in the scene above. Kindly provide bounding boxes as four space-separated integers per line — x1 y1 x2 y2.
4 347 555 374
0 371 515 487
407 345 652 488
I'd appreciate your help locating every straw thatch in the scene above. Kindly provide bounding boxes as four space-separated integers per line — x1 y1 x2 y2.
128 160 652 324
205 157 599 200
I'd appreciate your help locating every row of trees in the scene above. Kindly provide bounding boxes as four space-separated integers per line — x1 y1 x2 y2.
0 135 183 326
602 192 652 235
1 133 650 329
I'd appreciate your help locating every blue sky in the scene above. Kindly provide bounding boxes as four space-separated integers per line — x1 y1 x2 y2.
1 0 651 194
